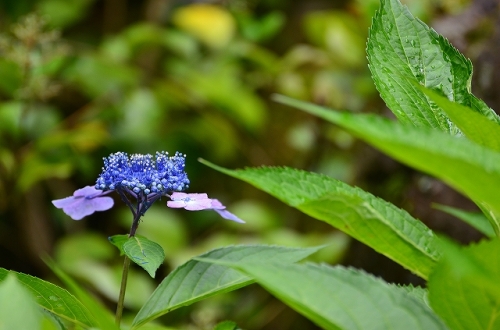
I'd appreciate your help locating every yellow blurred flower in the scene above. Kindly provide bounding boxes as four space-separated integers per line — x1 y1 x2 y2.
172 4 236 49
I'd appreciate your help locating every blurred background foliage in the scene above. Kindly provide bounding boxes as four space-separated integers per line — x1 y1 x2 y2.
0 0 496 329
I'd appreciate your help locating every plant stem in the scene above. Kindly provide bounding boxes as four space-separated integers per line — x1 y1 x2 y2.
115 193 145 326
115 256 131 326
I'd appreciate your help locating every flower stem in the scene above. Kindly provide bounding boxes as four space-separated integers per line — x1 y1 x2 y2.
115 195 145 326
115 256 131 326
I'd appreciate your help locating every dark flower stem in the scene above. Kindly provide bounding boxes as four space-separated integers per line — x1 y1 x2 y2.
115 193 144 326
115 256 130 326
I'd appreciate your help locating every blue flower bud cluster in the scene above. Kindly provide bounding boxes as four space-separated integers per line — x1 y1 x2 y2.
95 151 190 194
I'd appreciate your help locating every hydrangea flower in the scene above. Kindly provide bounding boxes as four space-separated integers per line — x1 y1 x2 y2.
52 186 114 220
167 192 245 223
52 151 243 227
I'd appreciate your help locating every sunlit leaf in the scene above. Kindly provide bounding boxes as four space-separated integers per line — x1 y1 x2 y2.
367 0 499 133
201 160 440 279
274 95 500 237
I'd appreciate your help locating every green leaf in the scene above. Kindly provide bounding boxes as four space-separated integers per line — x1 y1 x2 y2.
44 258 120 330
214 320 239 330
367 0 499 133
198 260 447 330
417 85 500 152
109 234 129 255
0 273 43 330
274 95 500 237
123 236 165 278
428 239 500 330
0 268 96 328
399 284 430 307
200 161 439 279
132 244 321 328
433 204 495 238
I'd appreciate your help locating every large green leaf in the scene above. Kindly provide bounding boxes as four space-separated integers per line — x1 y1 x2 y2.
197 260 447 330
428 239 500 330
274 95 500 236
200 160 440 279
132 244 321 328
0 268 96 328
367 0 499 132
417 85 500 152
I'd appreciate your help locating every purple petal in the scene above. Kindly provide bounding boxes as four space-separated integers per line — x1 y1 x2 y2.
170 192 209 201
170 192 188 200
214 209 245 223
73 186 102 197
52 196 81 208
52 187 114 220
166 200 187 208
210 199 226 210
184 198 213 211
89 197 114 211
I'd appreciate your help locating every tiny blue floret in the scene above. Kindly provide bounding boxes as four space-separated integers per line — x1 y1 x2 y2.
95 151 190 194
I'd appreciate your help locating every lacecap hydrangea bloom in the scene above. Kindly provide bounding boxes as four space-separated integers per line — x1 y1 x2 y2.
52 151 243 225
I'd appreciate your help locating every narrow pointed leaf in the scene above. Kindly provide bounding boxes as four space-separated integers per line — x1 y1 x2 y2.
275 95 500 236
428 239 500 330
0 268 96 328
123 236 165 278
417 85 500 152
198 260 447 330
367 0 499 132
44 258 119 330
132 244 321 328
433 204 495 238
0 273 43 330
200 160 440 279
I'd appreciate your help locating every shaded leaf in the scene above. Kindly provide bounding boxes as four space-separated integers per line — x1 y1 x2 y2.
433 204 494 238
123 236 165 278
0 268 96 328
109 234 129 255
428 239 500 330
199 260 447 330
132 244 321 328
0 273 43 330
44 258 119 330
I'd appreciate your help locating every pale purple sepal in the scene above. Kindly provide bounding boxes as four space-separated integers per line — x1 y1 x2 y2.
167 192 245 223
52 186 114 220
167 192 213 210
214 208 245 223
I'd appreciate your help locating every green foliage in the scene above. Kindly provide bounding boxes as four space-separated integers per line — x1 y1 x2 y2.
5 0 500 329
417 85 500 152
123 236 165 278
428 239 500 329
45 258 119 330
198 260 447 330
200 160 439 279
273 95 500 236
0 268 96 328
433 204 495 238
367 0 499 133
133 244 321 328
0 273 44 330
